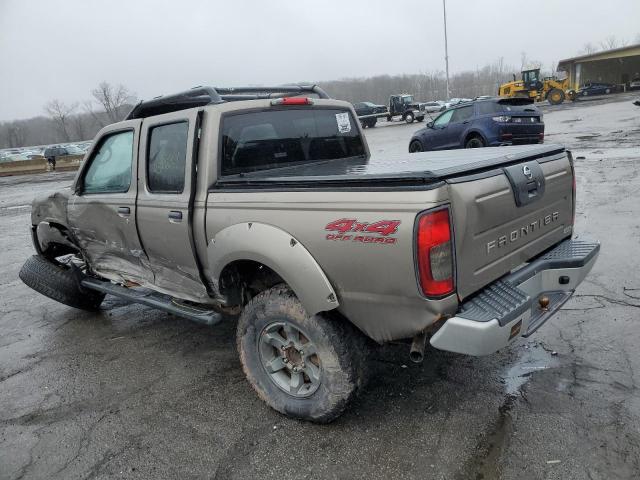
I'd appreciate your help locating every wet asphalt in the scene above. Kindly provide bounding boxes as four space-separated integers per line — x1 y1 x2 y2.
1 94 640 479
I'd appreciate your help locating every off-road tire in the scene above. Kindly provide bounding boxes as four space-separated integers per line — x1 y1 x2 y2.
547 88 565 105
236 284 367 423
405 112 415 124
19 255 105 311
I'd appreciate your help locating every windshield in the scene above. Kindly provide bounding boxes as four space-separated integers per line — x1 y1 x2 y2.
402 96 414 104
221 108 366 176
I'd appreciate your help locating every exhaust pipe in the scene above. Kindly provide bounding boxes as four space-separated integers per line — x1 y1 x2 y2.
409 331 428 363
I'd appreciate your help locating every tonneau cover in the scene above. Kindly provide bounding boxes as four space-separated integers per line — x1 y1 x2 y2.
215 144 565 187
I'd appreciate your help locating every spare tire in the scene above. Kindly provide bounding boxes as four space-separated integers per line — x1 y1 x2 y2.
19 255 105 311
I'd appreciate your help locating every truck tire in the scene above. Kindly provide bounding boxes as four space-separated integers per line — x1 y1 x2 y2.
368 118 377 128
386 115 392 122
19 255 105 311
405 112 415 124
236 284 366 423
547 88 565 105
417 116 425 122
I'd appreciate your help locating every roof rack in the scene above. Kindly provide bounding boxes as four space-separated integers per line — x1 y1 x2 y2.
125 85 330 120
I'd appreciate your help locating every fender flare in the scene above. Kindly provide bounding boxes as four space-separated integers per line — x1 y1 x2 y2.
208 222 339 315
464 129 487 145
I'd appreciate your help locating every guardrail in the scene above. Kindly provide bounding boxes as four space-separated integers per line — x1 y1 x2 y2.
0 155 84 177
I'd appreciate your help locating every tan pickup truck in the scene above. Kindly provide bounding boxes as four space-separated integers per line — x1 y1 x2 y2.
20 85 599 422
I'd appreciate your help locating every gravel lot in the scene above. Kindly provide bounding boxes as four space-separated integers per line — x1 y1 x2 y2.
1 94 640 480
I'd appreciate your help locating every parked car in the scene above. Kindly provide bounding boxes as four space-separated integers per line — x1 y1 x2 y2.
19 85 597 423
577 82 615 97
352 101 387 128
409 97 544 152
629 77 640 91
423 101 446 113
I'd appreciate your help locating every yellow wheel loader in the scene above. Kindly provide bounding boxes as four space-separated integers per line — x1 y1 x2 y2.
499 68 575 105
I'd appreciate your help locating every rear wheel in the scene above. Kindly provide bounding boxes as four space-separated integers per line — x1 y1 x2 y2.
465 135 485 148
405 112 415 124
19 255 105 311
417 116 425 122
547 88 565 105
409 140 423 153
368 118 377 128
605 88 611 94
236 285 366 423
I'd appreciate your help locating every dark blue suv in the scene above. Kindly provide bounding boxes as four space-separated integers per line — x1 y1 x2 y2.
408 97 544 152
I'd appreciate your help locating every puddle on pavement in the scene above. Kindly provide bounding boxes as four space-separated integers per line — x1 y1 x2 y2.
503 342 560 395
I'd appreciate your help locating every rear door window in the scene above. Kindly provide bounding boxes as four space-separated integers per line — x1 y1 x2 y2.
147 122 188 193
450 106 474 123
220 108 366 176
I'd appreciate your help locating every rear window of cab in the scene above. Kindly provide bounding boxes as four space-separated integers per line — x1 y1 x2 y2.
220 108 366 176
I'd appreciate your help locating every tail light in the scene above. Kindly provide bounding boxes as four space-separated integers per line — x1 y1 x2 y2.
415 208 455 297
271 97 313 106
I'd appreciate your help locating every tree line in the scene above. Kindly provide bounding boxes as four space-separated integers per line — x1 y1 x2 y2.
0 82 135 149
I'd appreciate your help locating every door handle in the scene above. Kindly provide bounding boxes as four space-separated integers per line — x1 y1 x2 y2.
117 206 130 217
168 210 183 222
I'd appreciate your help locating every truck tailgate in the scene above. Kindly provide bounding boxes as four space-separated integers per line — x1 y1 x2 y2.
447 149 574 299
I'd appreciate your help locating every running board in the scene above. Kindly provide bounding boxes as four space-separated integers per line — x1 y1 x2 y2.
80 277 222 326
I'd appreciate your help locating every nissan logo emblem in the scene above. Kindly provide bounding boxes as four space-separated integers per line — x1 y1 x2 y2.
523 165 533 179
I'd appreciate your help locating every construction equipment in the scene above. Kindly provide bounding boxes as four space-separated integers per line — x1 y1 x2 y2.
499 68 574 105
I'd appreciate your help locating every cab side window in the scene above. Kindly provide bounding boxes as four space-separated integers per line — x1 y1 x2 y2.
147 122 188 193
83 130 134 194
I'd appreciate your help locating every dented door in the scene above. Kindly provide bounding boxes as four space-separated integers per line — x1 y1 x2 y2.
67 120 153 284
135 109 208 301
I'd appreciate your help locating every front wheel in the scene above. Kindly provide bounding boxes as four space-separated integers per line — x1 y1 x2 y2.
417 116 425 122
236 285 366 423
409 140 423 153
19 255 105 311
547 88 565 105
405 112 415 124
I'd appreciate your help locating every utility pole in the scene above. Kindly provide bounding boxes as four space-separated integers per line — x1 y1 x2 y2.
443 0 451 100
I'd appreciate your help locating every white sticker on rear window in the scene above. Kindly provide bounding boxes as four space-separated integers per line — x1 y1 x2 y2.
335 112 351 133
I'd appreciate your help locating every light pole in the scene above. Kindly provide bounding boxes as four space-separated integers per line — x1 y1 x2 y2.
442 0 451 100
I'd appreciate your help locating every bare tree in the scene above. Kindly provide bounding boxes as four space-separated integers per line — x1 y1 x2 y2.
91 82 135 123
520 51 528 71
45 100 77 143
581 43 598 55
600 35 618 51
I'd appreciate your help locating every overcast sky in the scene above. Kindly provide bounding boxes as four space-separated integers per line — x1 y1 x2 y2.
1 0 639 121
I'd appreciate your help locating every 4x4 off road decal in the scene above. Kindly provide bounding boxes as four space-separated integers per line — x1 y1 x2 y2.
325 219 400 245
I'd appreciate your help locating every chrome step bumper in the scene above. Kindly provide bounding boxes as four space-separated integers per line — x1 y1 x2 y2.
430 239 600 356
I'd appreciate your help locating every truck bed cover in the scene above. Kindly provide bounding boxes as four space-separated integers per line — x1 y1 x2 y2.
215 144 566 188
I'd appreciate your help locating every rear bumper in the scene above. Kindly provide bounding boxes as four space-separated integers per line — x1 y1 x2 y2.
430 239 599 356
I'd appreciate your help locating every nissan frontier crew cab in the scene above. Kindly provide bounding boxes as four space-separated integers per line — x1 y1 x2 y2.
20 85 599 423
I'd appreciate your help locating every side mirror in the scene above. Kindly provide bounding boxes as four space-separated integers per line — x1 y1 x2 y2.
427 121 434 129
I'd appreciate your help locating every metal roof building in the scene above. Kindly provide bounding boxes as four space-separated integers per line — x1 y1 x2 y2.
557 44 640 91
